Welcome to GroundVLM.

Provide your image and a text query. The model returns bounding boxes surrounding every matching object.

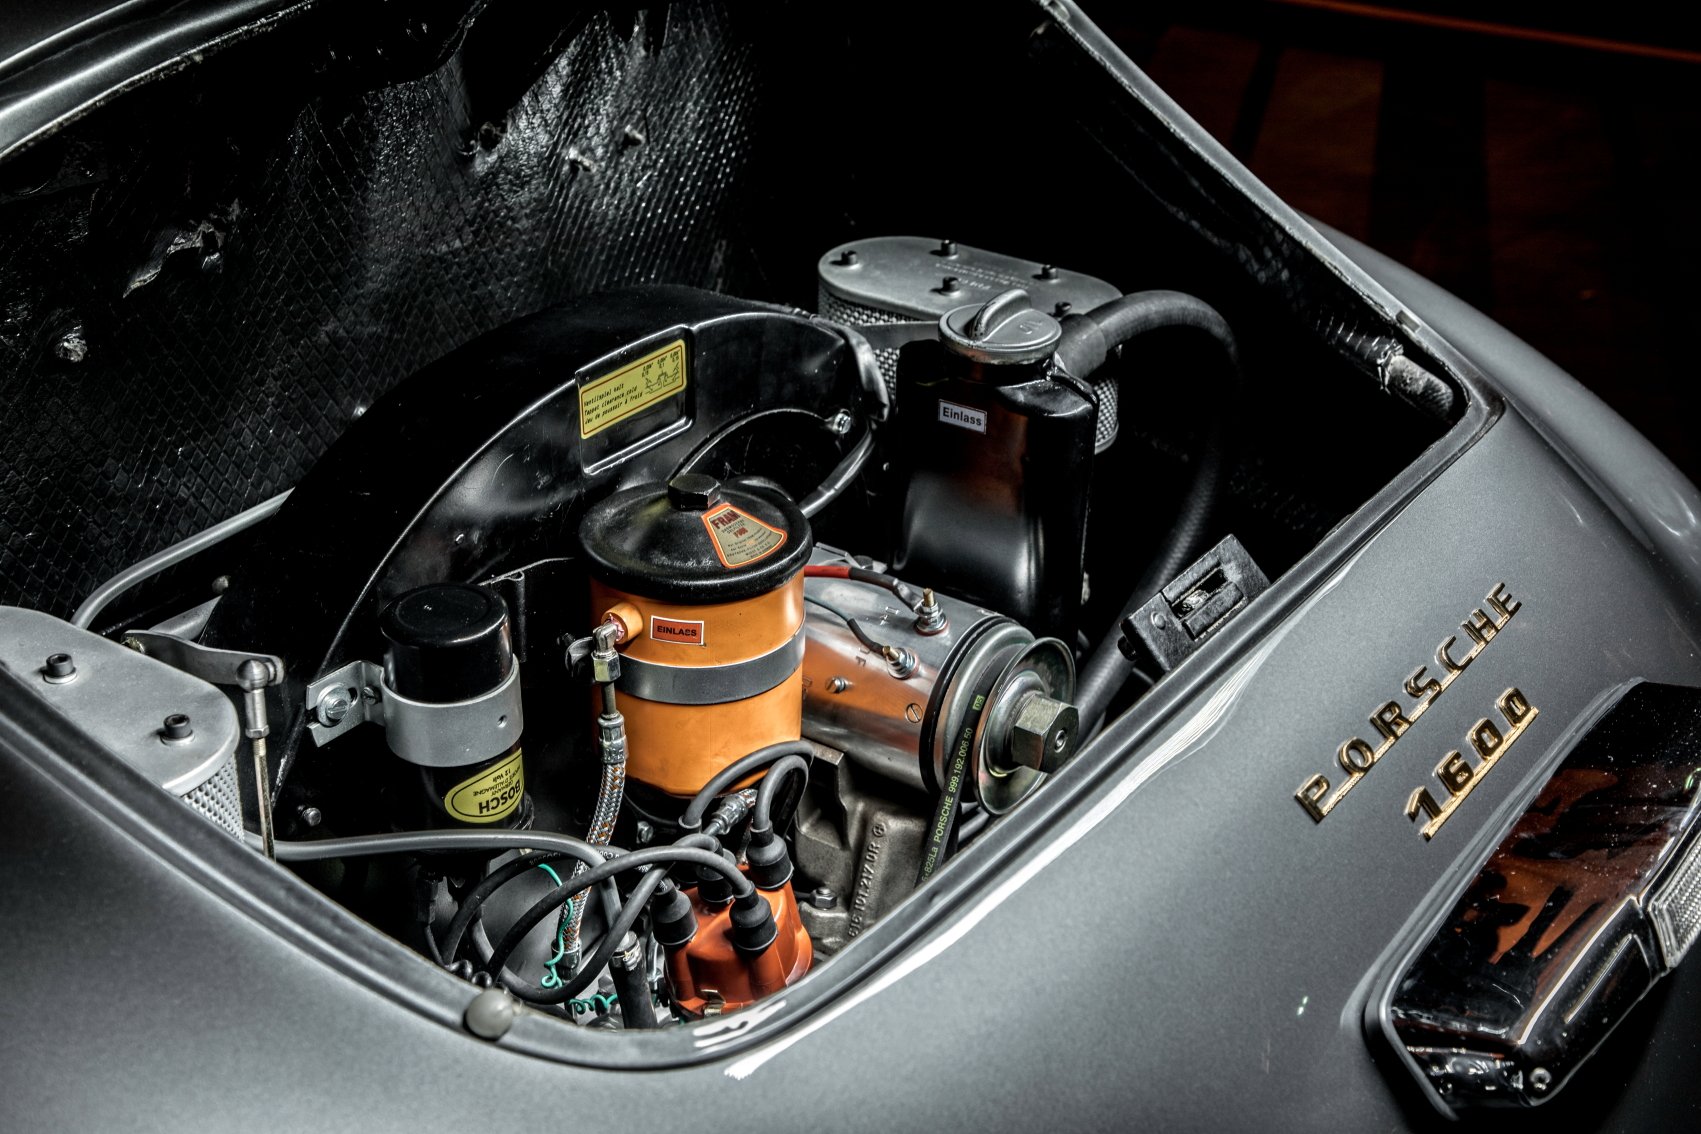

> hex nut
[1005,693,1079,775]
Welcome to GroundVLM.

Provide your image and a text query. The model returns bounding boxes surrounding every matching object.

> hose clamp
[617,626,804,706]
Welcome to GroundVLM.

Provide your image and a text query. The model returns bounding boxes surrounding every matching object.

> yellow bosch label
[578,339,687,438]
[443,749,525,824]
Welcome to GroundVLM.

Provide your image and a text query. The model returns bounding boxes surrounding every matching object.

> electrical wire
[803,563,921,611]
[678,739,818,831]
[804,594,896,655]
[753,754,810,834]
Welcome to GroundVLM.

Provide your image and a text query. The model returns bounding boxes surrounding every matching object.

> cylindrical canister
[379,583,527,827]
[799,549,1078,814]
[577,474,813,797]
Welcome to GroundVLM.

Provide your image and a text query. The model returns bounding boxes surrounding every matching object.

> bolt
[211,574,231,595]
[905,702,923,723]
[622,124,646,146]
[1053,301,1073,317]
[1036,264,1059,281]
[1530,1067,1552,1092]
[298,806,323,829]
[160,713,194,742]
[939,276,962,295]
[41,653,76,682]
[1004,693,1078,774]
[316,686,353,727]
[834,249,859,267]
[634,820,655,846]
[936,238,958,257]
[828,676,850,694]
[882,646,918,678]
[914,587,947,635]
[827,410,855,436]
[810,886,839,910]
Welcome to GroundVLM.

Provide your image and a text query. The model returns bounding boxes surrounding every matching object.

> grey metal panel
[10,408,1701,1134]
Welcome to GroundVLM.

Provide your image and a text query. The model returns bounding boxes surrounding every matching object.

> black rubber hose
[752,754,811,835]
[679,739,817,832]
[1054,291,1241,734]
[611,939,660,1029]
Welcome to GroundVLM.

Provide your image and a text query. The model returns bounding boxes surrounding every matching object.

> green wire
[533,862,574,989]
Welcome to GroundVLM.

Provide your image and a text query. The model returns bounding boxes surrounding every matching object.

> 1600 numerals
[1405,688,1536,840]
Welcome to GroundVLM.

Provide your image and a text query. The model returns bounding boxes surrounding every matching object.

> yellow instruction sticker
[578,339,687,438]
[702,504,788,568]
[443,749,525,824]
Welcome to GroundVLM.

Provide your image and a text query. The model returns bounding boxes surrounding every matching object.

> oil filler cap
[940,288,1062,365]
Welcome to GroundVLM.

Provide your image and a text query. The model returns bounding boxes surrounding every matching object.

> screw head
[42,653,76,682]
[316,687,353,726]
[936,238,958,257]
[298,806,323,829]
[834,249,859,267]
[160,713,194,742]
[1036,263,1059,281]
[1530,1067,1552,1092]
[810,887,839,910]
[634,820,655,846]
[940,276,962,294]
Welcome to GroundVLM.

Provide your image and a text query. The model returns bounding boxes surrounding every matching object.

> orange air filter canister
[577,474,812,798]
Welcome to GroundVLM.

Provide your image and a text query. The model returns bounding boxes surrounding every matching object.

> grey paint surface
[9,399,1701,1132]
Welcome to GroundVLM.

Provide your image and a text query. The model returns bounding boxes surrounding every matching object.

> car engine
[0,0,1465,1041]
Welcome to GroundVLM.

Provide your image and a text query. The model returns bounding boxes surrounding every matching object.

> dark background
[1082,0,1701,484]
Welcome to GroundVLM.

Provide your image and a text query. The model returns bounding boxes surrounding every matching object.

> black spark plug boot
[695,846,741,907]
[744,823,793,890]
[729,891,779,956]
[650,879,698,949]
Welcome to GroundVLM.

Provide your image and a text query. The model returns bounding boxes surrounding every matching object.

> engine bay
[4,228,1458,1030]
[0,0,1466,1039]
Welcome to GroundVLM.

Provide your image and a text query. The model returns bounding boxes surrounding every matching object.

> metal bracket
[123,631,283,691]
[304,659,385,747]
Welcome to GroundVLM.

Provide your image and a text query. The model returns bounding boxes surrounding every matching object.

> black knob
[667,473,719,512]
[160,714,193,742]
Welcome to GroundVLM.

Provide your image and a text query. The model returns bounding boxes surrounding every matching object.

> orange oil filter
[576,473,812,797]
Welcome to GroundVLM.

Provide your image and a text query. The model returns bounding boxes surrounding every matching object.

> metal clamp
[616,628,805,706]
[304,657,524,768]
[382,663,524,768]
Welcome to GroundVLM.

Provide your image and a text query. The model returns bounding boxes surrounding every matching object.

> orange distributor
[577,473,813,798]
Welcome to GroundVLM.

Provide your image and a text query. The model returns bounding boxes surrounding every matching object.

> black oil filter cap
[381,583,514,703]
[578,475,812,603]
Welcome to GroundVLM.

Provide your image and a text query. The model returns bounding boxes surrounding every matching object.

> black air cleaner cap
[578,475,812,603]
[380,583,514,703]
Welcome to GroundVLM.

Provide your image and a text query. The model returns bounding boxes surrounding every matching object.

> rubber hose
[679,739,818,831]
[1053,291,1241,733]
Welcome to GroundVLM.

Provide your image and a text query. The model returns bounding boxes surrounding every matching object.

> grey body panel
[9,399,1701,1132]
